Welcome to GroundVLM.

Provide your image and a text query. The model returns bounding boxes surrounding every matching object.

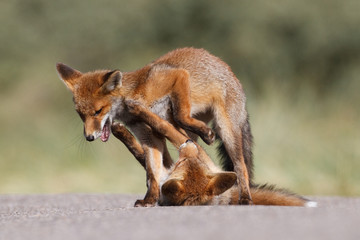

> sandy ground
[0,194,359,240]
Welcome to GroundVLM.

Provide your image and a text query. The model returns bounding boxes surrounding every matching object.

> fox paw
[202,129,215,145]
[111,123,125,133]
[239,198,254,205]
[134,199,157,207]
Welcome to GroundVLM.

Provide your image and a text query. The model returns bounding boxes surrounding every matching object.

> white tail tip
[305,201,318,208]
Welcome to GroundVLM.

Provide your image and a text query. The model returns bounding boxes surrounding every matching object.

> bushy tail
[250,184,317,207]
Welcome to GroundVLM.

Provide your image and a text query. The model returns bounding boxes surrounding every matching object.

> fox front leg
[125,99,189,148]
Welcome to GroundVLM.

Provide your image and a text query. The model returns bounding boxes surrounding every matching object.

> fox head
[56,63,123,142]
[160,140,237,206]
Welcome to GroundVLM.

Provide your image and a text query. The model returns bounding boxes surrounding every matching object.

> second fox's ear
[56,63,82,92]
[161,178,185,197]
[206,172,237,196]
[101,70,122,93]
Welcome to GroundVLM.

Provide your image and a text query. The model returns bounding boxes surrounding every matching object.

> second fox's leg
[111,123,146,169]
[161,138,174,169]
[129,123,168,207]
[111,122,173,169]
[111,122,172,207]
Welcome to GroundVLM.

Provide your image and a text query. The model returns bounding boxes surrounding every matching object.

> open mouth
[100,118,111,142]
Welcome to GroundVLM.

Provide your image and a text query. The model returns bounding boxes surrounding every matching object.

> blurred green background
[0,0,359,196]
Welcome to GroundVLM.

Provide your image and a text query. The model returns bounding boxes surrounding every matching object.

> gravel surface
[0,194,359,240]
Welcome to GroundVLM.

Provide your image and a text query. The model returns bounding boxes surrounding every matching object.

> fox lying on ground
[111,101,317,207]
[57,47,254,206]
[161,140,316,206]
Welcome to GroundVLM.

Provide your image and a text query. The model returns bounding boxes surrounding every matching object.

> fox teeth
[100,118,111,142]
[100,124,109,142]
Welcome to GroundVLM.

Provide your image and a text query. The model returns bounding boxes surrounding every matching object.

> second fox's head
[56,63,122,142]
[160,140,237,206]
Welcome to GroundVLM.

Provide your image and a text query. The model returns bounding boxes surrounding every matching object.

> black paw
[202,129,215,145]
[134,199,156,207]
[239,198,254,205]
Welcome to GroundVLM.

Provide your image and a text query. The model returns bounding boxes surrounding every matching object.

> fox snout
[82,116,111,142]
[85,135,94,141]
[84,132,95,141]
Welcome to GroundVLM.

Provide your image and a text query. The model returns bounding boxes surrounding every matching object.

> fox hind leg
[214,106,253,205]
[168,69,215,145]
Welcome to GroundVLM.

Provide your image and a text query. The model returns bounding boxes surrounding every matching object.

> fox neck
[108,97,124,122]
[120,65,153,95]
[108,67,152,121]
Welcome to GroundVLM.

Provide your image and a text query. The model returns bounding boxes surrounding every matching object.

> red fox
[161,140,315,206]
[111,101,317,207]
[57,47,253,206]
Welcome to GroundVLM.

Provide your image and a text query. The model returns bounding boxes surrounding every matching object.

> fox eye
[94,107,103,116]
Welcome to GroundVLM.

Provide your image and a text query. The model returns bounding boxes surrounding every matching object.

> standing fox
[57,47,253,206]
[110,101,317,207]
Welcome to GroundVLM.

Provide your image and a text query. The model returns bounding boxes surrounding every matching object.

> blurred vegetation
[0,0,359,196]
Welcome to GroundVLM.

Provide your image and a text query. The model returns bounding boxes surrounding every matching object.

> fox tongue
[100,124,110,142]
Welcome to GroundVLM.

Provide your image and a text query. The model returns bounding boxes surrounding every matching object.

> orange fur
[57,48,254,206]
[110,108,312,207]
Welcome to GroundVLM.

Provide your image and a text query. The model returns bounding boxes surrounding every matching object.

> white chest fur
[150,96,171,120]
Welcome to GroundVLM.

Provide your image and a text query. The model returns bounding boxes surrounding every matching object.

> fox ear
[56,63,82,92]
[206,172,237,196]
[101,70,122,93]
[161,178,185,197]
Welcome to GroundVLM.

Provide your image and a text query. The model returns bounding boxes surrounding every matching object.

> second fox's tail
[250,184,317,207]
